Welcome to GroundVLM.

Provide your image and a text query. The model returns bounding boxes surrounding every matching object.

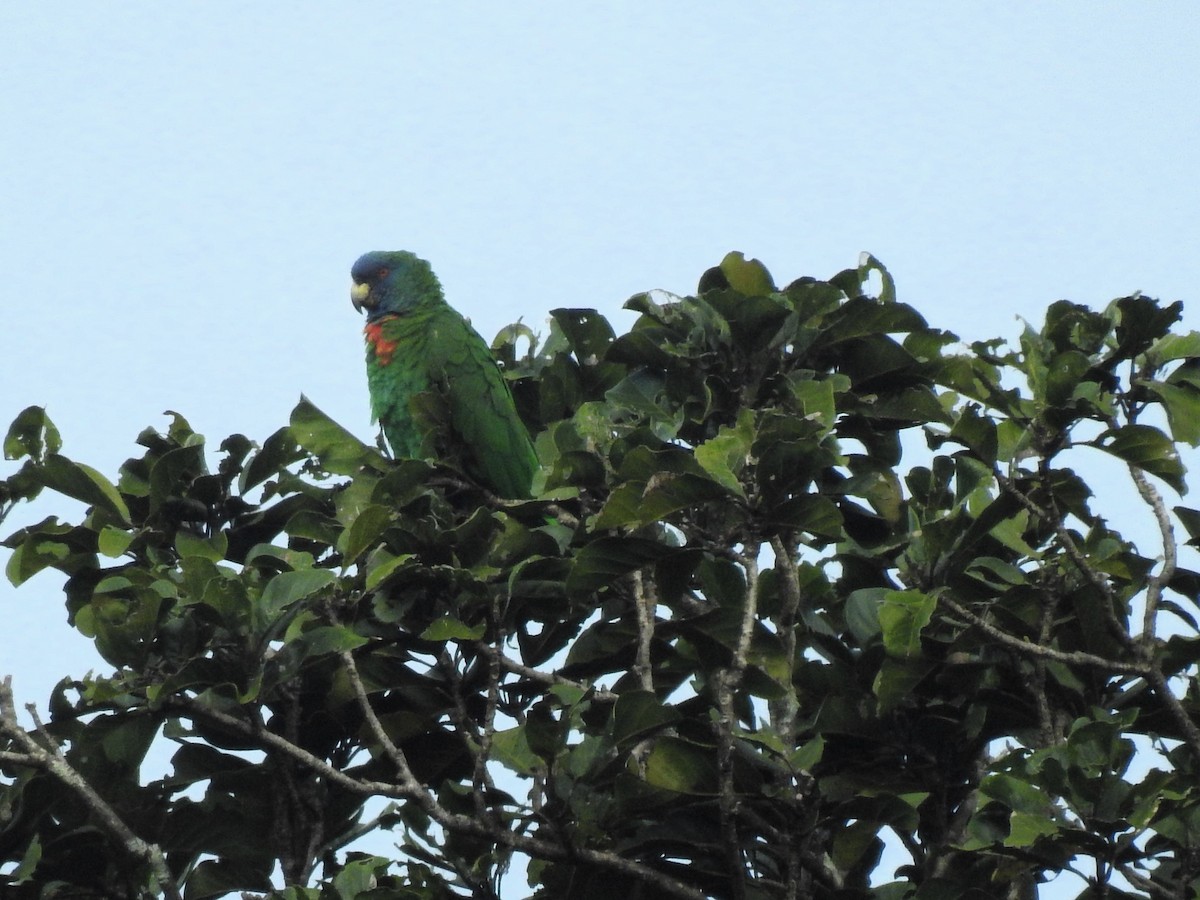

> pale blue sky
[2,3,1198,891]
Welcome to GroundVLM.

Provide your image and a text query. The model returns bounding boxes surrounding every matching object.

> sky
[1,2,1198,893]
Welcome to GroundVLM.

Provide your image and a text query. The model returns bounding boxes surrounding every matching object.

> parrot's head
[351,250,444,321]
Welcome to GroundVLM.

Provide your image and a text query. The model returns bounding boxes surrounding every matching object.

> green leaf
[790,735,825,772]
[831,819,882,873]
[1175,506,1200,547]
[337,503,393,565]
[566,537,670,595]
[98,714,161,767]
[4,406,61,461]
[186,858,272,899]
[789,377,838,435]
[867,386,953,425]
[612,691,683,749]
[258,569,336,617]
[420,616,486,641]
[874,656,933,711]
[845,588,885,644]
[239,426,302,493]
[1143,380,1200,446]
[5,522,75,585]
[593,473,730,530]
[1042,350,1091,406]
[694,408,755,496]
[1004,811,1059,848]
[1039,301,1104,354]
[1099,423,1186,492]
[642,737,718,794]
[965,557,1028,588]
[364,550,416,591]
[949,404,999,464]
[284,624,369,656]
[768,494,843,541]
[333,855,391,900]
[290,396,386,476]
[1114,295,1182,359]
[981,772,1054,815]
[859,252,896,304]
[491,726,539,776]
[98,525,134,558]
[1146,330,1200,367]
[878,590,936,657]
[11,834,41,884]
[38,454,131,524]
[718,250,776,295]
[549,307,616,362]
[819,296,928,346]
[176,530,228,562]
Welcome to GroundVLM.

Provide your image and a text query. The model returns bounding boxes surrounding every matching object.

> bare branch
[1033,585,1065,746]
[338,650,439,799]
[938,596,1147,675]
[768,536,802,746]
[445,639,501,825]
[0,678,182,900]
[175,678,709,900]
[632,570,657,693]
[1116,864,1178,900]
[313,803,401,858]
[1142,666,1200,760]
[995,470,1134,647]
[475,642,618,703]
[712,544,763,900]
[1129,464,1178,641]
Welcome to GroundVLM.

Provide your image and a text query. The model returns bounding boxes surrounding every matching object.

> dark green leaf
[259,569,336,616]
[290,396,387,476]
[642,736,719,794]
[878,590,936,657]
[1099,424,1186,492]
[4,406,61,462]
[38,454,131,524]
[612,691,683,749]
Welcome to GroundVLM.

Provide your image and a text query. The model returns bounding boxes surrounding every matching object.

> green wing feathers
[431,310,538,499]
[367,308,537,498]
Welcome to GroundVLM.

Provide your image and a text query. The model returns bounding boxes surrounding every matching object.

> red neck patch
[364,318,399,367]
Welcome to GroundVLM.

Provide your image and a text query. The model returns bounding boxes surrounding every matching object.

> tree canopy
[3,252,1200,899]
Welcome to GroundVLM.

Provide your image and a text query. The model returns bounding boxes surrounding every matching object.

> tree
[3,252,1200,899]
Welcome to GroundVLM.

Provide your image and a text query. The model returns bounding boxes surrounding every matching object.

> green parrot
[350,250,537,499]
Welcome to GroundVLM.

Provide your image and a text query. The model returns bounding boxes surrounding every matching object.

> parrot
[350,250,538,499]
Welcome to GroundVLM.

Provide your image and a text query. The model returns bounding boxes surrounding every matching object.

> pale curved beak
[351,281,372,313]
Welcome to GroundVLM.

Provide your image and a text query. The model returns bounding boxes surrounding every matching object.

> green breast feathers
[351,250,537,499]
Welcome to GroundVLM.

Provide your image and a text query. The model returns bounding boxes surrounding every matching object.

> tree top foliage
[3,252,1200,899]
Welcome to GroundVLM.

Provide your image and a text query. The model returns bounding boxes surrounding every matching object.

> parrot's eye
[377,267,390,280]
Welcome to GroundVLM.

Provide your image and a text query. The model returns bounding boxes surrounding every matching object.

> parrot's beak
[351,281,372,313]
